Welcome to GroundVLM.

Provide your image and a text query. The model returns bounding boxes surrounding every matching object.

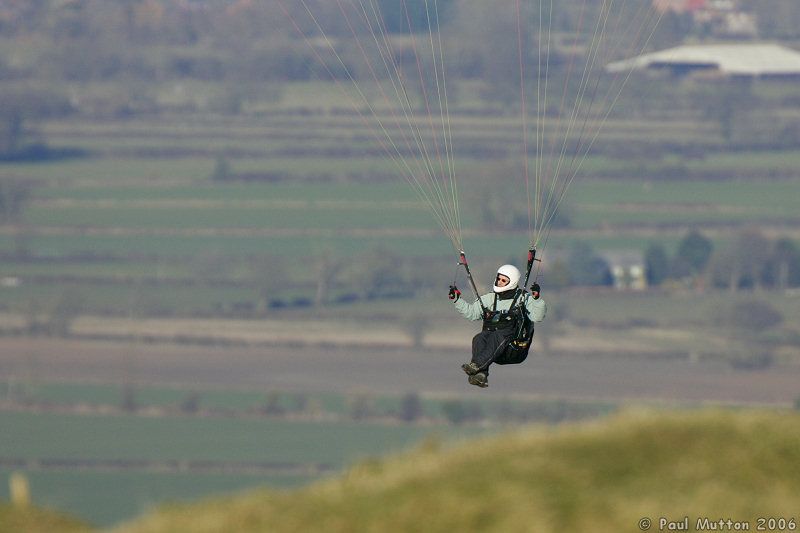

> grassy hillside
[0,503,90,533]
[112,409,800,533]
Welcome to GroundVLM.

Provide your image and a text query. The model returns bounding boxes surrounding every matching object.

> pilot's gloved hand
[448,285,461,302]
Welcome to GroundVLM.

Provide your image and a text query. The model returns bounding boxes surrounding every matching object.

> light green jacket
[454,291,547,322]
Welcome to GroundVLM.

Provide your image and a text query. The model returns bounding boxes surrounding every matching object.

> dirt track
[1,337,798,406]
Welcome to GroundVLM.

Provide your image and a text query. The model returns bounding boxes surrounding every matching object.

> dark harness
[481,290,536,366]
[482,293,519,331]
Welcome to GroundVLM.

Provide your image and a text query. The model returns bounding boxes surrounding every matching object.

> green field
[0,410,485,526]
[1,412,466,465]
[24,177,800,231]
[0,381,615,424]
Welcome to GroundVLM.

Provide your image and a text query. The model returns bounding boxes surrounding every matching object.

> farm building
[606,43,800,79]
[601,251,647,291]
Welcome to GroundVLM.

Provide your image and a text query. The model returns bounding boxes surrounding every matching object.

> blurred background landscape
[1,0,800,530]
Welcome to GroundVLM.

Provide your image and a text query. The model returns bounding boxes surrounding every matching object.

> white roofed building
[606,43,800,79]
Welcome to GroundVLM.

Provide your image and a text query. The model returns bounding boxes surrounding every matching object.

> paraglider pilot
[449,265,546,388]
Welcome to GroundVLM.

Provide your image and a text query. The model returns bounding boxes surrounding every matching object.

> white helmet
[493,264,520,293]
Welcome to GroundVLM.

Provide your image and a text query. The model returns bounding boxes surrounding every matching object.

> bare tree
[399,392,424,422]
[47,287,86,337]
[403,316,429,350]
[314,251,345,308]
[0,178,32,224]
[348,393,376,421]
[0,90,70,156]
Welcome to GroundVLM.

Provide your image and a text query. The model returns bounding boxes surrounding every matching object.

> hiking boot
[468,372,488,388]
[461,362,480,376]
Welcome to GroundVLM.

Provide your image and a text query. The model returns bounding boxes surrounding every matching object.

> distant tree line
[645,228,800,291]
[5,230,797,327]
